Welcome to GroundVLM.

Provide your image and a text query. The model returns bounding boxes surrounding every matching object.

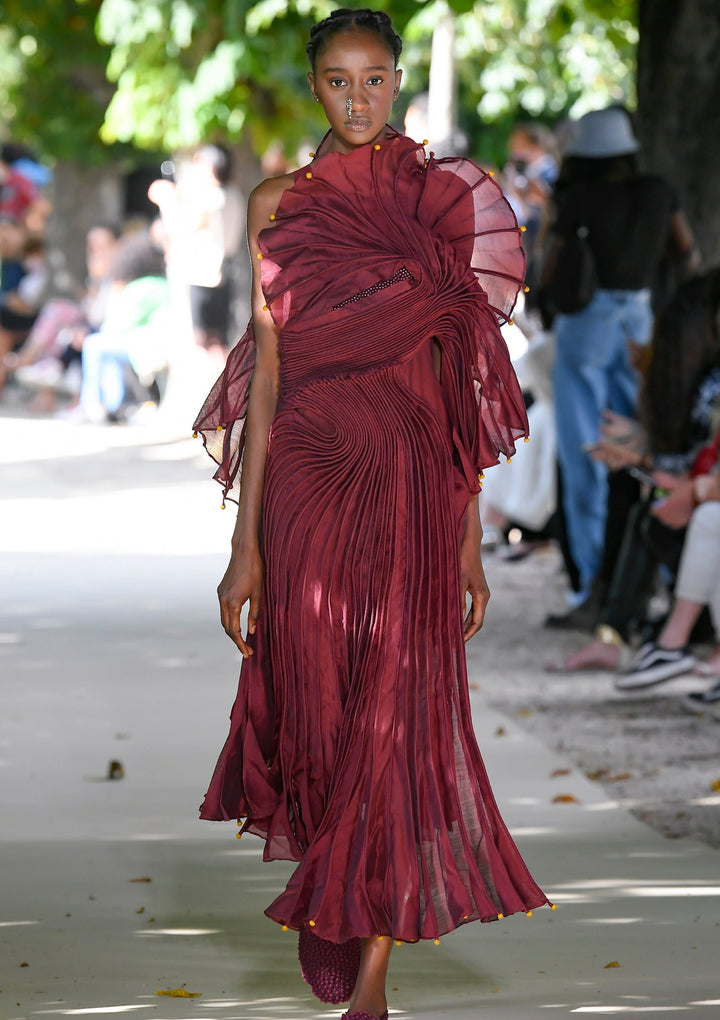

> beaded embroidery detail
[332,266,414,310]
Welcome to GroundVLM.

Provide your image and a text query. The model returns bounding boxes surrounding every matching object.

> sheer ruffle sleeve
[192,320,256,504]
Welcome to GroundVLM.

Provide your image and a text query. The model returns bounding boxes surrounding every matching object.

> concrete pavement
[1,413,718,1018]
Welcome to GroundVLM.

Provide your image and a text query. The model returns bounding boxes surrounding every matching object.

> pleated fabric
[195,130,550,943]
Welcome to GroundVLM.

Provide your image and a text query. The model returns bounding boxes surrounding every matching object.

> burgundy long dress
[194,128,550,945]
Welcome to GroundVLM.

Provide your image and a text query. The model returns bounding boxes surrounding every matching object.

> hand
[650,471,694,529]
[694,474,720,504]
[460,536,490,642]
[217,546,265,657]
[589,437,642,471]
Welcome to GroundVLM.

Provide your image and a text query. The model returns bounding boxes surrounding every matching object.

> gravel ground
[471,541,720,849]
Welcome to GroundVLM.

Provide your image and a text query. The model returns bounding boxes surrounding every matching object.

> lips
[345,119,372,131]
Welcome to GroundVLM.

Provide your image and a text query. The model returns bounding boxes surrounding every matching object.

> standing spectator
[541,106,698,614]
[0,152,40,225]
[148,145,243,365]
[502,122,559,286]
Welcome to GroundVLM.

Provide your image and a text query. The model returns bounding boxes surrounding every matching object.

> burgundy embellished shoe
[341,1013,389,1020]
[298,925,362,1004]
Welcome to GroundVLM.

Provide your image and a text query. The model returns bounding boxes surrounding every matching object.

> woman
[194,10,550,1018]
[621,485,720,704]
[541,107,697,616]
[549,268,720,680]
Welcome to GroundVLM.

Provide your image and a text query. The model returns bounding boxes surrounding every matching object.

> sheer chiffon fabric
[195,130,549,943]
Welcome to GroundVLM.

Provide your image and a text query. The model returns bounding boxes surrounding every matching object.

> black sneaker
[615,642,696,690]
[681,680,720,717]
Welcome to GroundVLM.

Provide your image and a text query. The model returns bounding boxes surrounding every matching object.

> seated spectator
[616,475,720,709]
[63,231,171,423]
[7,223,121,404]
[0,234,79,391]
[548,268,720,672]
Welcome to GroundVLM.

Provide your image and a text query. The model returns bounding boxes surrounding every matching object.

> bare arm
[668,210,702,272]
[461,493,491,642]
[217,179,286,655]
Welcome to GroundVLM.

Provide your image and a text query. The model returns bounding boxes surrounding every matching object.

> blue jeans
[553,288,653,592]
[81,331,130,415]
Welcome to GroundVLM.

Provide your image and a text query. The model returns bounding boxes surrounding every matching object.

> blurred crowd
[0,142,241,424]
[476,106,720,721]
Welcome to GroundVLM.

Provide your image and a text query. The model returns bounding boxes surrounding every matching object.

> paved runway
[1,416,718,1018]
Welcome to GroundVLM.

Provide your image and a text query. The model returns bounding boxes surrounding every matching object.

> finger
[463,591,487,643]
[220,599,253,657]
[247,592,261,635]
[652,470,677,490]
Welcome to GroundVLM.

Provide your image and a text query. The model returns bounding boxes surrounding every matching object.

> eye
[367,76,384,86]
[329,77,347,88]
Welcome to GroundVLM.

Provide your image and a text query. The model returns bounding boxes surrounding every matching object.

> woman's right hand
[217,547,265,658]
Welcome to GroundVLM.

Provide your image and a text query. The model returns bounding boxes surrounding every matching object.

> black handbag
[545,196,598,315]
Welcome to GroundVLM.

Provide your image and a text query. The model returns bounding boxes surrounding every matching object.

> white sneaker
[615,642,696,690]
[15,359,80,396]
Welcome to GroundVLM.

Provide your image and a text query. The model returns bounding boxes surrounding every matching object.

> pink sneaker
[298,926,361,1004]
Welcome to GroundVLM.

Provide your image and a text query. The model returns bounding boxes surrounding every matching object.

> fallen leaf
[492,987,501,994]
[550,768,571,778]
[516,708,532,717]
[552,794,579,804]
[604,961,620,969]
[586,768,632,783]
[107,760,125,780]
[494,726,506,737]
[129,877,152,883]
[711,778,720,793]
[136,907,145,914]
[20,962,29,968]
[155,989,201,998]
[468,682,480,691]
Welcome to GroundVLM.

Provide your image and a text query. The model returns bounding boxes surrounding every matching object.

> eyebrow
[321,65,391,72]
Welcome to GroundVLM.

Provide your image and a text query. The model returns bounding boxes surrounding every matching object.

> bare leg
[657,598,702,650]
[547,638,621,672]
[346,935,392,1018]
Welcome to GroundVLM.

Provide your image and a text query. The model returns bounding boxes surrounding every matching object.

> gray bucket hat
[566,107,639,158]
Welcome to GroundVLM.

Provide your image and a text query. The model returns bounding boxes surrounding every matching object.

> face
[86,226,118,279]
[308,28,402,154]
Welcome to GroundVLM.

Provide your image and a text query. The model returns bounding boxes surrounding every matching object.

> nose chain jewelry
[346,98,353,119]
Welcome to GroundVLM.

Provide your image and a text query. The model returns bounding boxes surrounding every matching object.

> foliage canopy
[0,0,637,165]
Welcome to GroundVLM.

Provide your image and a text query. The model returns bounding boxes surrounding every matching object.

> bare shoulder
[247,172,296,237]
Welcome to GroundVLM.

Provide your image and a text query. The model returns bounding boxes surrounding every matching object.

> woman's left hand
[650,471,695,529]
[460,535,490,642]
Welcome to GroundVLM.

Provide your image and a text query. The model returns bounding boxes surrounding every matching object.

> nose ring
[346,98,353,119]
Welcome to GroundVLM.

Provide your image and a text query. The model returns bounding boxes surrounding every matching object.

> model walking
[194,10,551,1018]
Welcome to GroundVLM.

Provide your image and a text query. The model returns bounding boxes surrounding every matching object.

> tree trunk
[47,161,124,284]
[636,0,720,265]
[428,3,457,155]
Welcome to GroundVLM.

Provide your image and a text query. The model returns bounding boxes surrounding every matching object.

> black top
[553,176,678,291]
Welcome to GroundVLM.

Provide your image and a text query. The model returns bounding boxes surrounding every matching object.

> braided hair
[306,9,402,70]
